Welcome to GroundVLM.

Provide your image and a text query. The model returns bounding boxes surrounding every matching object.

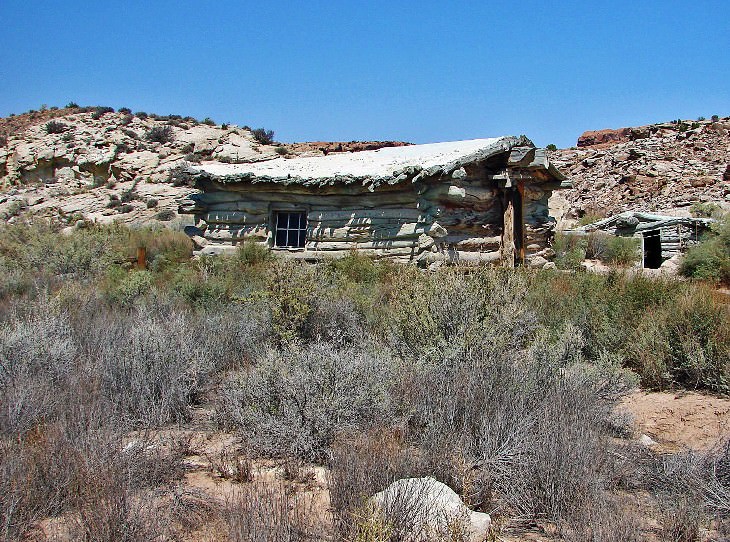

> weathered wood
[421,184,497,205]
[200,211,268,225]
[205,178,415,197]
[501,194,515,267]
[440,235,502,251]
[308,222,445,242]
[309,216,426,228]
[204,225,269,242]
[307,239,421,251]
[308,209,425,222]
[206,188,418,208]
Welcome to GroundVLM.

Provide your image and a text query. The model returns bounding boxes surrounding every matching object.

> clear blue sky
[1,1,728,148]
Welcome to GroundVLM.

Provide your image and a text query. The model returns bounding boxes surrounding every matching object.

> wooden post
[501,193,515,268]
[137,246,146,270]
[517,181,525,266]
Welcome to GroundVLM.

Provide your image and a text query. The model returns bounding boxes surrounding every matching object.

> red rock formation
[577,128,632,148]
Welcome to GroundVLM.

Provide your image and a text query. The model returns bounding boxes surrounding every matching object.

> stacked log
[180,162,560,265]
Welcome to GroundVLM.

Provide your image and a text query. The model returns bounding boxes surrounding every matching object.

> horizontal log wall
[184,163,559,264]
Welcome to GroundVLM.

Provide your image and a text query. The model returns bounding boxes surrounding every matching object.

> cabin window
[274,211,307,248]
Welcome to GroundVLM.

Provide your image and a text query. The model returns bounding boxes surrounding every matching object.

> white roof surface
[194,137,512,180]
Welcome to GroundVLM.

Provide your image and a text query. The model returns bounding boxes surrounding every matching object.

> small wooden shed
[179,137,568,267]
[579,211,714,268]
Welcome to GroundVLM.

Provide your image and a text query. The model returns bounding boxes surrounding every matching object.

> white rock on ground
[370,477,491,542]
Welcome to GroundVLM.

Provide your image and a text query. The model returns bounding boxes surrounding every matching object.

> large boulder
[370,477,491,542]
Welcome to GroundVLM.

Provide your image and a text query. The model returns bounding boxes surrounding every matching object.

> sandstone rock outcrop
[554,117,730,221]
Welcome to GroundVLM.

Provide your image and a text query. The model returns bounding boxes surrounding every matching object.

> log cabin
[577,211,715,268]
[178,137,569,267]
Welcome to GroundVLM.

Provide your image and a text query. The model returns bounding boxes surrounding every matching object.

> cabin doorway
[643,230,662,268]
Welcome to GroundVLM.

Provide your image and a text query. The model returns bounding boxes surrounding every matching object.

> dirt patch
[619,390,730,451]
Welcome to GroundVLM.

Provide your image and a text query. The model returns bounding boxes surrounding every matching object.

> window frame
[272,210,308,249]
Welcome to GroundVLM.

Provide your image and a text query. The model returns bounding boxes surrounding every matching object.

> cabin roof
[186,136,566,188]
[579,211,715,232]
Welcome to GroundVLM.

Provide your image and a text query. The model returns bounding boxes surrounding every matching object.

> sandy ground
[619,390,730,451]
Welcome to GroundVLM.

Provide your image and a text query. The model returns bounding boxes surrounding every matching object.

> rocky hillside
[552,117,730,224]
[2,105,728,229]
[0,106,290,226]
[0,106,410,227]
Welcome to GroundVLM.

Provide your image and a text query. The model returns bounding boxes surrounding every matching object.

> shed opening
[643,230,662,268]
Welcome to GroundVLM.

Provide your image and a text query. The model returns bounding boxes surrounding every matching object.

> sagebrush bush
[553,232,587,269]
[1,224,729,538]
[681,214,730,284]
[145,125,175,144]
[44,120,68,134]
[252,127,275,145]
[216,341,394,462]
[91,106,115,119]
[604,235,641,266]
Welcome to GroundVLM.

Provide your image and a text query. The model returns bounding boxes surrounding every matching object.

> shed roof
[187,136,566,188]
[579,211,715,232]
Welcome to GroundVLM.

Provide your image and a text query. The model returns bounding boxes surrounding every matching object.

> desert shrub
[690,202,723,218]
[2,198,28,219]
[604,235,641,266]
[135,111,148,119]
[118,203,134,214]
[44,120,68,134]
[681,215,730,284]
[216,341,394,462]
[118,107,132,114]
[251,127,275,145]
[384,267,538,361]
[120,189,137,202]
[155,208,176,221]
[107,194,121,208]
[328,430,430,540]
[264,261,319,344]
[546,143,558,151]
[236,239,272,266]
[225,483,318,542]
[0,297,204,540]
[275,146,287,155]
[66,101,79,108]
[712,115,720,122]
[202,117,215,126]
[145,125,175,144]
[0,135,7,147]
[552,232,587,269]
[120,113,134,126]
[91,106,115,119]
[146,198,159,208]
[221,123,229,130]
[586,231,611,260]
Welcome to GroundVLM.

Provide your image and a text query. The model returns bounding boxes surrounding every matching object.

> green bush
[236,240,272,266]
[252,128,275,145]
[681,215,730,284]
[690,202,723,219]
[604,236,641,266]
[44,120,68,134]
[145,125,175,144]
[553,232,587,269]
[90,106,114,120]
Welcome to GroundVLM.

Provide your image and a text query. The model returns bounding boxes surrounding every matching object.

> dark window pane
[297,230,306,247]
[276,229,287,247]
